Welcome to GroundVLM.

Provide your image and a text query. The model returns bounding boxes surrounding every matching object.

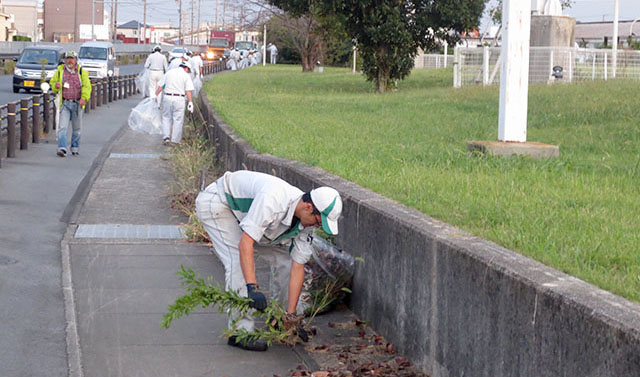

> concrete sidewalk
[0,95,140,377]
[64,118,309,376]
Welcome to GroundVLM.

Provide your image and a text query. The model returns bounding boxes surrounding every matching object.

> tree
[332,0,487,92]
[260,0,347,72]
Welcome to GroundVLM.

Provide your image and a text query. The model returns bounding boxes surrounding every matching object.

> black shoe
[162,137,170,145]
[71,151,79,156]
[227,336,268,352]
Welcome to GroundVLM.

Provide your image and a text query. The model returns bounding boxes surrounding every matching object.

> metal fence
[0,61,225,168]
[415,53,450,69]
[453,46,640,88]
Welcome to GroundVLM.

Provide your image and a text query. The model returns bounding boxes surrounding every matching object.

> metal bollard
[102,78,107,104]
[20,98,29,150]
[128,75,133,96]
[7,102,16,157]
[132,74,137,94]
[91,81,96,109]
[84,94,90,115]
[123,76,128,99]
[32,95,41,143]
[96,81,102,107]
[43,93,51,134]
[108,77,113,102]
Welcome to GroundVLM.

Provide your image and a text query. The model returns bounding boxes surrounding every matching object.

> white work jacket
[212,170,315,265]
[158,68,194,96]
[145,52,168,71]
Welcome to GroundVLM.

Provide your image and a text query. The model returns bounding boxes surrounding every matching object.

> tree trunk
[375,46,389,93]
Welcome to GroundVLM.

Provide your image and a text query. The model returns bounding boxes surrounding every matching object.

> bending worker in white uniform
[195,170,343,352]
[155,62,194,145]
[144,45,167,99]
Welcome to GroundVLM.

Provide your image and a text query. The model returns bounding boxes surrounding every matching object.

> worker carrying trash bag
[195,170,343,352]
[155,62,194,145]
[144,45,167,99]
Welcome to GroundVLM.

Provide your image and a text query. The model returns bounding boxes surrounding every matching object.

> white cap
[310,187,342,235]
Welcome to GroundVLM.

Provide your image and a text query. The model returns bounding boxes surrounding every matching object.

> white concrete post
[262,24,267,66]
[612,0,619,78]
[453,46,460,88]
[444,41,448,67]
[592,51,596,80]
[548,50,554,83]
[352,46,357,73]
[604,52,608,80]
[498,0,531,142]
[483,46,490,86]
[568,50,573,82]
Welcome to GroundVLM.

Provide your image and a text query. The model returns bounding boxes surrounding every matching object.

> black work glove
[246,283,267,311]
[284,312,310,342]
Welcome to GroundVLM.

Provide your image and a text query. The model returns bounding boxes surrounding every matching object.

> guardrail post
[128,75,133,96]
[123,76,128,99]
[7,102,16,157]
[132,74,137,94]
[96,80,102,107]
[90,81,96,109]
[20,98,29,150]
[43,93,51,134]
[102,78,108,104]
[32,94,41,143]
[108,77,113,102]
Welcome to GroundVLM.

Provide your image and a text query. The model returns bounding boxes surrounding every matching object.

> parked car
[169,47,188,62]
[13,46,65,93]
[78,41,118,79]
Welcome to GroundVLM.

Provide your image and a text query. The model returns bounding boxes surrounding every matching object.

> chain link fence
[453,46,640,88]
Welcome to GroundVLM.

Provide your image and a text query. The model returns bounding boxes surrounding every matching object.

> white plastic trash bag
[135,68,150,97]
[128,98,163,135]
[192,75,202,96]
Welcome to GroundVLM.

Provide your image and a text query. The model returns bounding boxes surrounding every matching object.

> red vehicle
[206,31,235,60]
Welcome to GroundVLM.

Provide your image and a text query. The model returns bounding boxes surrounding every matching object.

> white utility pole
[612,0,619,78]
[497,0,531,142]
[191,0,194,45]
[197,0,201,44]
[91,0,95,40]
[262,24,267,66]
[215,0,219,29]
[142,0,147,44]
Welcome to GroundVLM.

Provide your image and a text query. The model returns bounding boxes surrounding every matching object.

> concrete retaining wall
[197,90,640,377]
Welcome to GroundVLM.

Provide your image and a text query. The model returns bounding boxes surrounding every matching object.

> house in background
[0,10,15,41]
[575,20,640,49]
[1,0,41,41]
[117,20,150,43]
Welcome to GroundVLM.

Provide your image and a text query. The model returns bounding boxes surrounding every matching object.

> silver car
[78,41,118,79]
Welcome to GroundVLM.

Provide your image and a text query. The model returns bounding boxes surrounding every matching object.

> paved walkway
[1,89,313,377]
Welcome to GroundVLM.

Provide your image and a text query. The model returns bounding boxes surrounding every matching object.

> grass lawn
[205,65,640,302]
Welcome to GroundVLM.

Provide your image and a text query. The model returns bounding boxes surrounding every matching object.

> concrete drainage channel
[197,90,640,377]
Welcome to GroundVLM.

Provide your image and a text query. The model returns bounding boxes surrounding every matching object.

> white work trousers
[161,95,185,143]
[195,188,297,331]
[148,70,164,99]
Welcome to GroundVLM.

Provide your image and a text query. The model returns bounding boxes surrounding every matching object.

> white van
[78,41,119,78]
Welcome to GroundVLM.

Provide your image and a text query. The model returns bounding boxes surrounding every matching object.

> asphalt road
[0,64,144,104]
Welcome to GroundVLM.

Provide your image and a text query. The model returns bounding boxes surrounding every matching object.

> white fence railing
[452,46,640,88]
[414,53,450,69]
